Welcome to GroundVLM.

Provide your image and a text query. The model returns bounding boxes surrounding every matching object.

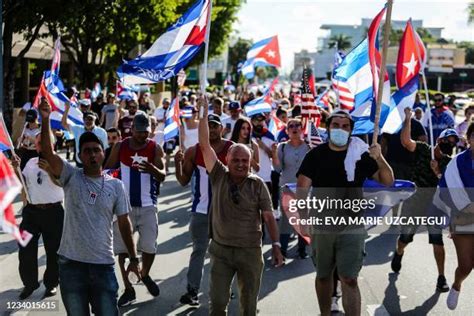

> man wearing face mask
[296,110,394,316]
[391,107,459,293]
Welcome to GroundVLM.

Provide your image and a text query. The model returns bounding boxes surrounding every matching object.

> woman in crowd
[16,109,41,170]
[230,118,260,172]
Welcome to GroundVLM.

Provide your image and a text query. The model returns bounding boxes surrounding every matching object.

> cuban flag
[117,0,211,85]
[431,150,474,232]
[180,106,194,119]
[244,77,278,116]
[241,35,281,79]
[90,82,102,100]
[315,88,330,109]
[268,112,285,138]
[0,114,12,151]
[164,98,181,141]
[382,20,426,134]
[332,5,391,135]
[116,81,139,101]
[32,38,83,130]
[0,152,32,247]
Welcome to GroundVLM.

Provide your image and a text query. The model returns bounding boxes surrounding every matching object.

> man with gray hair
[197,97,284,316]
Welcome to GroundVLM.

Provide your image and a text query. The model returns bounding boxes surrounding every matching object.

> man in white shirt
[221,101,242,139]
[12,133,65,300]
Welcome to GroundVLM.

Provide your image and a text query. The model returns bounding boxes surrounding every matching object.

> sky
[233,0,474,72]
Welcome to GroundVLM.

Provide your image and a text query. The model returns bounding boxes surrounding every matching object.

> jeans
[19,203,64,289]
[187,212,210,291]
[58,255,119,316]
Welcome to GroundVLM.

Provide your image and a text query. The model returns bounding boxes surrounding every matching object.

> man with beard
[62,103,108,168]
[428,93,455,143]
[174,114,233,306]
[105,113,165,306]
[118,100,143,139]
[391,108,458,293]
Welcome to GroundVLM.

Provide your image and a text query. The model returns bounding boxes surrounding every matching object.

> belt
[30,202,62,209]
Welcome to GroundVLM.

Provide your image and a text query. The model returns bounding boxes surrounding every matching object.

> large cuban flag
[241,36,281,79]
[244,77,278,116]
[332,5,391,135]
[117,0,211,85]
[381,20,426,134]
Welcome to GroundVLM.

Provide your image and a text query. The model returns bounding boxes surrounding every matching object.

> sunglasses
[37,171,42,185]
[288,124,301,129]
[230,184,240,204]
[434,99,443,102]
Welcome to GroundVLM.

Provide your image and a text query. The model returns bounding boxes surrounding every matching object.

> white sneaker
[331,296,340,313]
[446,288,459,310]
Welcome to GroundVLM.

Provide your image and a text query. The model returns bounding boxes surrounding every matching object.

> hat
[107,93,116,99]
[83,111,97,120]
[25,109,38,123]
[328,109,353,121]
[79,99,91,107]
[79,131,104,152]
[229,101,241,110]
[251,113,265,121]
[133,113,151,132]
[438,128,459,141]
[208,114,222,126]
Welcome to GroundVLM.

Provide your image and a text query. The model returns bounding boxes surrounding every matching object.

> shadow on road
[364,231,399,266]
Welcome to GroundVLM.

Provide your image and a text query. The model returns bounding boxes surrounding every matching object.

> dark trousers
[18,203,64,289]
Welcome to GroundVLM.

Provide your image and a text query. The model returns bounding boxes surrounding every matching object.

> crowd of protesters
[8,85,474,315]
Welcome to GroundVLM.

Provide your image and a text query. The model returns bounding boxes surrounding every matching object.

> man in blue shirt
[428,93,455,143]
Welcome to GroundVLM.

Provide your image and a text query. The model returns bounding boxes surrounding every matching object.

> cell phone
[226,123,231,130]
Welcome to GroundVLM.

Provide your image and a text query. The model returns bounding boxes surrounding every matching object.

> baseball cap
[133,113,151,132]
[208,114,222,126]
[79,131,104,152]
[438,128,459,141]
[107,93,116,99]
[229,101,241,110]
[25,109,38,123]
[328,109,353,121]
[79,99,91,107]
[83,111,97,120]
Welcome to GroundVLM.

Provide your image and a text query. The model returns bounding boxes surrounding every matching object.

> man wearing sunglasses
[428,93,455,143]
[391,107,459,293]
[197,97,284,316]
[62,103,108,168]
[11,133,64,300]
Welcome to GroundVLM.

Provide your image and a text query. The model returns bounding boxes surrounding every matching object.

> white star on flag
[266,50,276,58]
[131,153,147,164]
[403,53,418,78]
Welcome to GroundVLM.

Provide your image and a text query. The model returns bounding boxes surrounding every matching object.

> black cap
[229,101,241,110]
[25,109,38,123]
[208,114,222,126]
[79,131,104,152]
[133,113,151,132]
[251,113,265,121]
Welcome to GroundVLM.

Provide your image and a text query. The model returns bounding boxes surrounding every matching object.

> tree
[328,34,352,51]
[458,41,474,65]
[468,2,474,24]
[2,0,60,131]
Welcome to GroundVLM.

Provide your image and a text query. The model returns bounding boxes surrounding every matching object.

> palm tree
[328,34,352,50]
[468,2,474,24]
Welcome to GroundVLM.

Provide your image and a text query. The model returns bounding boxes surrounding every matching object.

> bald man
[197,97,283,316]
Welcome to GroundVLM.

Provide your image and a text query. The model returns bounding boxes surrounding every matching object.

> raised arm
[197,97,218,173]
[369,143,394,187]
[39,98,64,177]
[61,102,71,131]
[401,107,416,152]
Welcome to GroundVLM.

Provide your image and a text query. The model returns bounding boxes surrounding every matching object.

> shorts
[311,229,367,279]
[399,225,444,246]
[113,205,158,254]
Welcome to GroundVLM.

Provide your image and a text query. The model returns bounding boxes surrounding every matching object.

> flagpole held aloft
[199,0,213,119]
[411,18,434,159]
[372,0,393,144]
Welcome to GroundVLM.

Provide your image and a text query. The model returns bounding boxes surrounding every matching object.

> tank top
[183,123,199,149]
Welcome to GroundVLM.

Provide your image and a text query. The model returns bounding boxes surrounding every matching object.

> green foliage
[328,34,352,50]
[468,2,474,24]
[458,41,474,65]
[228,37,253,74]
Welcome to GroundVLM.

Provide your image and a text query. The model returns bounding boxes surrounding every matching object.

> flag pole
[0,113,31,202]
[411,19,435,159]
[199,0,213,119]
[334,42,341,108]
[372,0,393,144]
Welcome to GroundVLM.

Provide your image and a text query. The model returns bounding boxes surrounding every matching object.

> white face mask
[329,128,350,147]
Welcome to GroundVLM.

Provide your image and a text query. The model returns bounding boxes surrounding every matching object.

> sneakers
[298,250,309,259]
[118,287,136,307]
[436,275,450,293]
[391,251,403,273]
[446,287,459,310]
[19,284,40,300]
[43,287,57,298]
[179,289,199,306]
[142,275,160,297]
[331,296,340,313]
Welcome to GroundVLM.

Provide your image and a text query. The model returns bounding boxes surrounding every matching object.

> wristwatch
[129,257,139,264]
[272,242,281,248]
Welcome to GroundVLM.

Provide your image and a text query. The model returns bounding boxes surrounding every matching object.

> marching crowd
[9,87,474,315]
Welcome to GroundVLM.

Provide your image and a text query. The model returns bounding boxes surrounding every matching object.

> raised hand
[39,98,52,119]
